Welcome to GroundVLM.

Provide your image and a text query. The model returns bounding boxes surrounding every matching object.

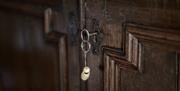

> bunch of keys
[81,29,91,81]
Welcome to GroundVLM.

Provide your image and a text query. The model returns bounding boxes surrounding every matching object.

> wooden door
[1,0,180,91]
[79,0,180,91]
[0,0,81,91]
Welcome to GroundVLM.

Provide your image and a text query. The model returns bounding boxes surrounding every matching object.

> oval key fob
[81,66,90,81]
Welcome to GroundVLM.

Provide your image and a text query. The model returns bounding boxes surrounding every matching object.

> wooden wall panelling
[0,1,69,91]
[45,27,68,91]
[0,2,46,17]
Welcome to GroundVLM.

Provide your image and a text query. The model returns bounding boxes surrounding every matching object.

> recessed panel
[121,46,177,91]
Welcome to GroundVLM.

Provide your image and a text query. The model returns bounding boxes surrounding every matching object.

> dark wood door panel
[121,48,178,91]
[79,0,180,91]
[105,0,180,29]
[103,23,180,91]
[104,51,179,91]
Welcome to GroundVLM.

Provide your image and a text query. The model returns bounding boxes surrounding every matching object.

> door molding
[103,23,180,91]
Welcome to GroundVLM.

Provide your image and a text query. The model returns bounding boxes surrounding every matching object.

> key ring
[81,29,90,42]
[81,41,91,54]
[80,28,91,81]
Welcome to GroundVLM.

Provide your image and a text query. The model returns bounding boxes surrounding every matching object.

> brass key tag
[81,66,90,81]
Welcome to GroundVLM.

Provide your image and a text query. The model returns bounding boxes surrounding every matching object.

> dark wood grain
[103,23,180,91]
[79,0,180,91]
[0,0,79,91]
[0,2,45,17]
[45,11,68,91]
[0,0,62,6]
[1,0,180,91]
[0,11,59,91]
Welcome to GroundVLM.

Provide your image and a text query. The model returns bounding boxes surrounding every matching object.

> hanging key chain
[81,29,91,81]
